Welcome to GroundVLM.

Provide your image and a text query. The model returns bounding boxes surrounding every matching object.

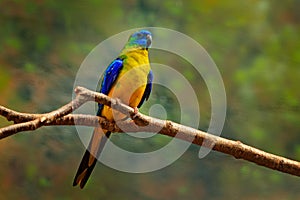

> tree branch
[0,86,300,177]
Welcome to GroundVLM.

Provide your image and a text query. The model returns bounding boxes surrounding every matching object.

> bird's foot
[115,98,122,105]
[131,107,139,118]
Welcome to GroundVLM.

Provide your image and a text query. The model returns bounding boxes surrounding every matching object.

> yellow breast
[101,49,150,121]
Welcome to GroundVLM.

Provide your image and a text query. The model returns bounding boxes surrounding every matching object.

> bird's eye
[136,33,143,38]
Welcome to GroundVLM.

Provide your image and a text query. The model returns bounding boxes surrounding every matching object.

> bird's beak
[146,34,152,48]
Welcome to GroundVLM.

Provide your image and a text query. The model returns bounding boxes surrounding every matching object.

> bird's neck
[120,47,148,57]
[119,48,150,70]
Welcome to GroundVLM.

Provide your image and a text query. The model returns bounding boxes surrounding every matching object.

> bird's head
[125,30,152,50]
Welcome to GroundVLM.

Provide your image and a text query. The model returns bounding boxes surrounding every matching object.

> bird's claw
[115,98,122,105]
[132,107,139,118]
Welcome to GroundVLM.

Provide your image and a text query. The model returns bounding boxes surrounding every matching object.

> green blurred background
[0,0,300,199]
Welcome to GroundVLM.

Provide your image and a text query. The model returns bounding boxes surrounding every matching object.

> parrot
[73,30,153,188]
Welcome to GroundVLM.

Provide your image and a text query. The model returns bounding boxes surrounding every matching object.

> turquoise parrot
[73,30,153,188]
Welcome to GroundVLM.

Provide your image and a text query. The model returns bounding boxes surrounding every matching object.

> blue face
[127,30,152,49]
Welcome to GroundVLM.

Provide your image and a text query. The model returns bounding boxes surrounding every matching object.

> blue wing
[138,70,153,108]
[97,58,123,116]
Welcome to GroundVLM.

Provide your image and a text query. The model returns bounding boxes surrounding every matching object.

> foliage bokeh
[0,0,300,199]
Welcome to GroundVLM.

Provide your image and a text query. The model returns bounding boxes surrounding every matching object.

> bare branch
[0,86,300,177]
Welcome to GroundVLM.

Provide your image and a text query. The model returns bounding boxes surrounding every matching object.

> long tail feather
[73,127,111,188]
